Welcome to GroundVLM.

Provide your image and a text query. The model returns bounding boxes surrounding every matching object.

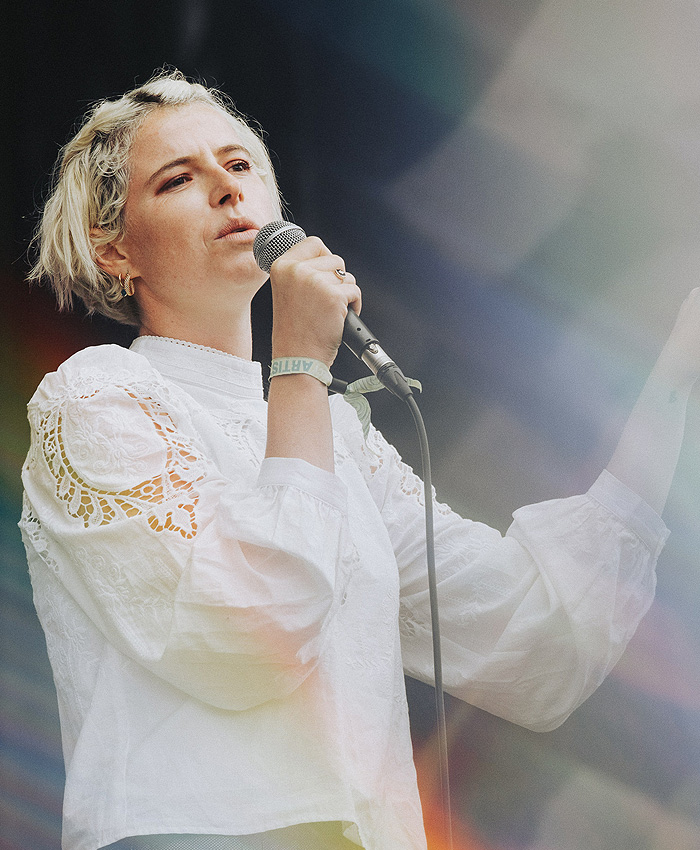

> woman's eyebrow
[145,145,252,187]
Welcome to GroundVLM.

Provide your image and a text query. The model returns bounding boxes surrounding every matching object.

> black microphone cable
[404,392,453,850]
[253,222,454,850]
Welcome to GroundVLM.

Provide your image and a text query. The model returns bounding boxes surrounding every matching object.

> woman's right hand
[268,236,362,368]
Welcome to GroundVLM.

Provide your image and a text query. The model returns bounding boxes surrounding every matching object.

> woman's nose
[214,170,242,206]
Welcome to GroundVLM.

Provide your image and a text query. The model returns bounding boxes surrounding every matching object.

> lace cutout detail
[359,425,387,476]
[20,494,61,575]
[35,383,206,539]
[392,454,453,516]
[358,425,453,517]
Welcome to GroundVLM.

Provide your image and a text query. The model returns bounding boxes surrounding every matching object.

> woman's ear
[90,229,134,279]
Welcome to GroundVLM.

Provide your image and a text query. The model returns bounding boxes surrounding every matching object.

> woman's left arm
[371,443,665,731]
[607,287,700,515]
[352,292,700,731]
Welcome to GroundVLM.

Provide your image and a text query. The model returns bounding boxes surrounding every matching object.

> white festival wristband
[269,357,333,386]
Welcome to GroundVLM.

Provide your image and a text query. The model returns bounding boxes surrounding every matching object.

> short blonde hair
[29,69,283,327]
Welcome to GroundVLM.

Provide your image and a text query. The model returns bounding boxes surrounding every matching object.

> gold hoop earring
[119,272,134,297]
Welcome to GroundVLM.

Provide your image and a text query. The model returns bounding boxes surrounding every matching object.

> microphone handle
[253,220,412,399]
[344,309,413,400]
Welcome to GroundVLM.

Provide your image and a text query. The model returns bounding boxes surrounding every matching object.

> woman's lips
[216,219,259,241]
[217,228,258,243]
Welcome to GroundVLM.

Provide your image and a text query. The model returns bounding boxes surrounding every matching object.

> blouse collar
[130,335,264,401]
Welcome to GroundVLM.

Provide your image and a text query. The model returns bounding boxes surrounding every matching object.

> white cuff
[258,456,348,512]
[590,469,670,556]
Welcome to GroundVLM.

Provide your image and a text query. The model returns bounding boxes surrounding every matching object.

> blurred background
[3,1,700,847]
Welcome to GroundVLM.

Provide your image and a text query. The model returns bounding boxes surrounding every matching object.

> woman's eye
[162,174,190,191]
[228,159,252,173]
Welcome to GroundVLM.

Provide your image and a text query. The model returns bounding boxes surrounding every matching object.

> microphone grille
[253,221,307,273]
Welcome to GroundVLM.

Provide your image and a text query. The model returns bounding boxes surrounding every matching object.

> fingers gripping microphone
[253,221,413,399]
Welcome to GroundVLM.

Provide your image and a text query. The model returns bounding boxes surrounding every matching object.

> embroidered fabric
[30,377,206,538]
[19,338,669,850]
[22,496,102,746]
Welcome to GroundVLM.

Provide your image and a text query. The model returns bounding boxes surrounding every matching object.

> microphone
[253,221,413,399]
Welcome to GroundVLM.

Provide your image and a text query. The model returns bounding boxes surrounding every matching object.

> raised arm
[607,287,700,515]
[265,236,361,473]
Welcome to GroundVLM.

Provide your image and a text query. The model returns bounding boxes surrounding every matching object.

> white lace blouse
[19,336,668,850]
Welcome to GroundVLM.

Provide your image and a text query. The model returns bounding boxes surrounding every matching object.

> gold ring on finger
[334,268,346,280]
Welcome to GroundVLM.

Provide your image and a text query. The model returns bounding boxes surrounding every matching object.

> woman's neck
[138,308,254,359]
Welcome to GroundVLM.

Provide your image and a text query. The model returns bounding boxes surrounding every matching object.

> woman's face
[118,103,277,319]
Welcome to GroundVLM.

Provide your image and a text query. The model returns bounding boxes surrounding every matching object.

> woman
[21,69,696,850]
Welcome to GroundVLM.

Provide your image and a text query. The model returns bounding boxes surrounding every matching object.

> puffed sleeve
[21,348,356,711]
[344,411,668,732]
